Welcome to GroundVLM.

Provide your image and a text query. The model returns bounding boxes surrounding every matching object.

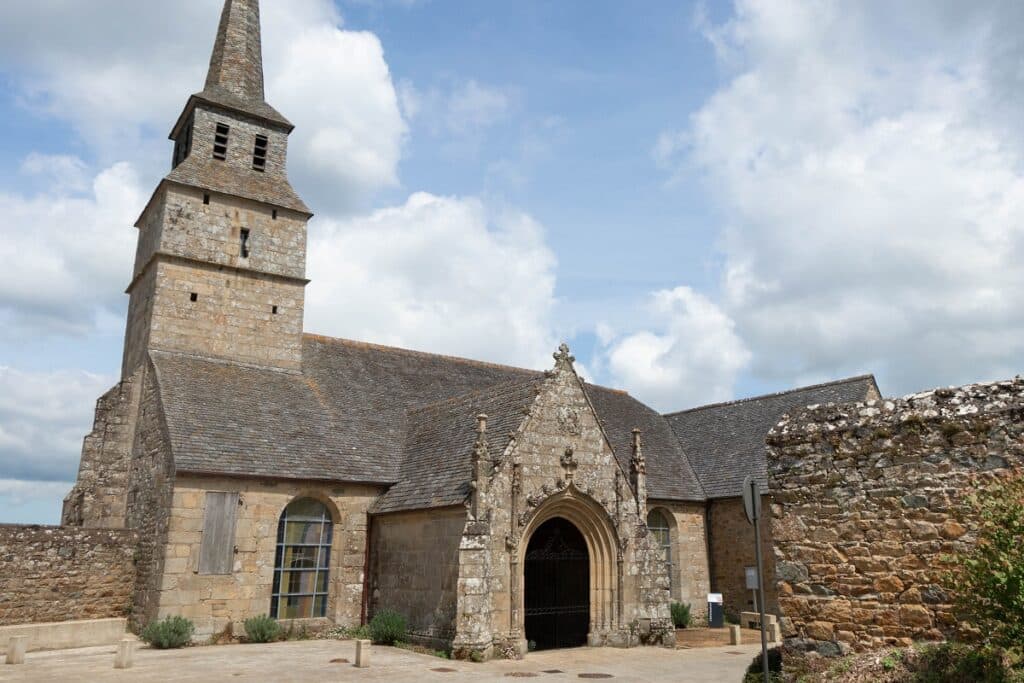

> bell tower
[122,0,311,377]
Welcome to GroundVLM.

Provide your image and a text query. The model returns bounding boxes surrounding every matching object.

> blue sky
[1,0,1023,523]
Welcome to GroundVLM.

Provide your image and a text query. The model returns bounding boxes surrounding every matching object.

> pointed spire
[205,0,266,104]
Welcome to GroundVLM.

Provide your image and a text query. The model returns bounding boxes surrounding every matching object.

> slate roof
[150,336,538,484]
[664,375,880,499]
[586,386,706,501]
[149,334,710,511]
[163,154,310,215]
[372,377,546,513]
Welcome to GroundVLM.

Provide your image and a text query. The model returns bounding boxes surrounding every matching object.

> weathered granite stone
[768,377,1024,653]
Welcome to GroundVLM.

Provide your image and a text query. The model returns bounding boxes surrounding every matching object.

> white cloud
[305,192,559,369]
[601,287,751,411]
[0,0,407,212]
[658,0,1024,395]
[268,23,407,214]
[0,161,143,336]
[0,367,114,482]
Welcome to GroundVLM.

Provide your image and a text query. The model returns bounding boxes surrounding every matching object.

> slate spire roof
[192,0,291,128]
[205,0,267,106]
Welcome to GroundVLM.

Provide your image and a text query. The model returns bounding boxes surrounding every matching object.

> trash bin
[707,593,724,628]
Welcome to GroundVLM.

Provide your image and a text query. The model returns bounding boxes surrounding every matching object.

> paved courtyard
[0,640,763,682]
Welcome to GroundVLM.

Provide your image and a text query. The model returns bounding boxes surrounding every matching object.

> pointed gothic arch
[517,487,621,645]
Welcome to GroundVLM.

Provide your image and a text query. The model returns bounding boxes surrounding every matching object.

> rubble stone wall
[61,371,141,529]
[766,378,1024,654]
[0,524,138,626]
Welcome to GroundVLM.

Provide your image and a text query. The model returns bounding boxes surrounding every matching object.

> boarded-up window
[198,491,239,574]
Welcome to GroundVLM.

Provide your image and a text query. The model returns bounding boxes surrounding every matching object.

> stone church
[60,0,879,659]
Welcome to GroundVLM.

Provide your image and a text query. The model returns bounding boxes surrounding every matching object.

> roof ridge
[149,349,302,375]
[303,333,544,377]
[663,374,878,417]
[408,375,545,416]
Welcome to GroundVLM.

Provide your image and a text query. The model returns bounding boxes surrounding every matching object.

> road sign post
[743,474,770,683]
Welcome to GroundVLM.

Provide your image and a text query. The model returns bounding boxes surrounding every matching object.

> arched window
[647,509,673,594]
[271,498,333,619]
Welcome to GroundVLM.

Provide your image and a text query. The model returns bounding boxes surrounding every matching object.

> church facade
[60,0,878,659]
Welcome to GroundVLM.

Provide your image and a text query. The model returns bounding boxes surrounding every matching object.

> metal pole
[752,480,769,683]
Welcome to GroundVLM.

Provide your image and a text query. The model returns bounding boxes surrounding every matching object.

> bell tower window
[252,135,268,171]
[240,228,251,258]
[213,123,230,160]
[172,116,194,168]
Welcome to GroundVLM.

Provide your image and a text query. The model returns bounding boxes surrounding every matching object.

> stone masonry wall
[368,507,465,647]
[766,377,1024,654]
[156,475,383,639]
[708,496,778,620]
[466,353,674,659]
[124,364,176,631]
[61,371,141,529]
[0,524,138,626]
[123,182,307,377]
[649,500,711,621]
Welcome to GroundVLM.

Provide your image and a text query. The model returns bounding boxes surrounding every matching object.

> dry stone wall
[0,524,137,626]
[766,377,1024,654]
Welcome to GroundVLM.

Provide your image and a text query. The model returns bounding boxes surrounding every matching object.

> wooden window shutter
[198,491,239,574]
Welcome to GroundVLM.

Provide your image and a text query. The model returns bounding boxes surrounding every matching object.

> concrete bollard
[355,639,371,668]
[6,636,28,665]
[767,622,780,644]
[728,624,741,646]
[114,638,135,669]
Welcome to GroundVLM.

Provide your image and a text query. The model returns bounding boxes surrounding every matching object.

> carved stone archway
[515,487,620,650]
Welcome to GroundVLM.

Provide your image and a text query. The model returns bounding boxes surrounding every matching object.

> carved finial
[631,429,645,471]
[477,413,488,435]
[560,446,578,482]
[553,342,575,371]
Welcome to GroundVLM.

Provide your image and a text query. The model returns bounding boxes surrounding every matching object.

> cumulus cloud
[601,287,751,411]
[0,367,114,482]
[658,0,1024,395]
[0,161,143,336]
[306,192,559,369]
[0,0,407,212]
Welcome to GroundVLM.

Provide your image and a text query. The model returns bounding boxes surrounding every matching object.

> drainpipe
[704,501,716,596]
[361,512,373,625]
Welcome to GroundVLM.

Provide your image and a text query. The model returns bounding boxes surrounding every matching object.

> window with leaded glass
[271,498,333,619]
[647,509,673,593]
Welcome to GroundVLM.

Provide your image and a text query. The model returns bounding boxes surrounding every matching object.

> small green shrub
[670,602,692,628]
[368,610,407,645]
[943,474,1024,650]
[912,643,1017,683]
[243,615,281,643]
[141,615,195,649]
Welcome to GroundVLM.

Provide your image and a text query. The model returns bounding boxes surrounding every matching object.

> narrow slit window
[272,305,278,315]
[213,123,230,160]
[190,292,198,302]
[239,228,250,258]
[272,209,278,220]
[203,193,211,205]
[252,134,268,171]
